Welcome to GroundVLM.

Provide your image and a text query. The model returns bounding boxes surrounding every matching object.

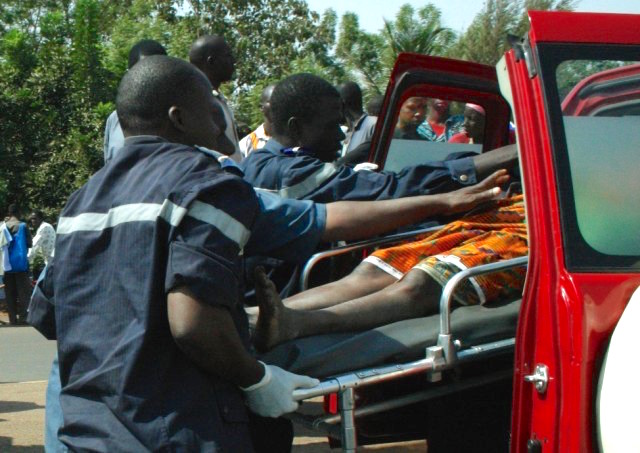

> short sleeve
[245,190,326,263]
[165,178,259,308]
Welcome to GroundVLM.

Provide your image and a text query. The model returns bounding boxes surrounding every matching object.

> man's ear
[287,116,302,142]
[168,106,186,132]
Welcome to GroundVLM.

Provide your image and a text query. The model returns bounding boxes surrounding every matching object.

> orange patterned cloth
[364,195,527,305]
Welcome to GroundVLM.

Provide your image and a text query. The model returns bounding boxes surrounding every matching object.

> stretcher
[259,230,528,451]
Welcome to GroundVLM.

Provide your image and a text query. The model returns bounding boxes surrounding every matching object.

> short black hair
[270,73,340,136]
[366,94,384,116]
[188,35,226,66]
[116,55,211,134]
[337,81,363,113]
[128,39,167,69]
[31,210,44,220]
[7,204,19,216]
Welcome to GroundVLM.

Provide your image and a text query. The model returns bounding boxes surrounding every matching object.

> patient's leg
[254,267,441,352]
[245,262,394,327]
[284,262,397,311]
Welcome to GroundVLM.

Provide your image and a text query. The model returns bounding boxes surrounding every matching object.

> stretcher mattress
[259,299,521,378]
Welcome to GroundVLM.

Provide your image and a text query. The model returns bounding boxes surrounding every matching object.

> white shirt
[239,123,270,157]
[28,221,56,265]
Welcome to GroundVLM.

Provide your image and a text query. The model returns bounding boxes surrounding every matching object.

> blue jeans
[45,354,68,453]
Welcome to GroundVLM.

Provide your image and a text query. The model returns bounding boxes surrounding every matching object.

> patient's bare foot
[253,267,298,352]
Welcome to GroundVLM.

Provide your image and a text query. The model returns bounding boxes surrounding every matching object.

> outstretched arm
[322,169,509,242]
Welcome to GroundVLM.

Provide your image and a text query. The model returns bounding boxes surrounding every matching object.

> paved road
[0,325,56,383]
[0,322,55,450]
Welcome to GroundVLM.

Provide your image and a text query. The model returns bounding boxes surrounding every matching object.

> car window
[558,60,640,258]
[383,97,485,172]
[538,45,640,271]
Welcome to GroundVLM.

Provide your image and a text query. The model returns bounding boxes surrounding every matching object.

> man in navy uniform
[31,56,508,451]
[241,73,517,203]
[32,55,322,451]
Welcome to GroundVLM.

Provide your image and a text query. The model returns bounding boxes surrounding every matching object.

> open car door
[370,53,512,173]
[505,11,640,453]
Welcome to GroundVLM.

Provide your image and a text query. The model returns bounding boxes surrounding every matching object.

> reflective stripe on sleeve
[187,200,251,248]
[278,163,338,199]
[57,199,250,248]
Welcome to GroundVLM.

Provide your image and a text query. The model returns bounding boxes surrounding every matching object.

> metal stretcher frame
[291,240,529,452]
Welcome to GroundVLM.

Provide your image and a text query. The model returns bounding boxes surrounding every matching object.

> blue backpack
[8,223,29,273]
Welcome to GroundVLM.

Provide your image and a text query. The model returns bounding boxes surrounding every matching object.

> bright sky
[305,0,640,34]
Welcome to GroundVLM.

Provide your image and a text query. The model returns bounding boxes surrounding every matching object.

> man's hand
[445,169,510,214]
[242,362,319,418]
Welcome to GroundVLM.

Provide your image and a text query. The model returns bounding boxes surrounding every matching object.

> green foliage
[450,0,576,66]
[184,0,319,88]
[382,4,455,62]
[335,13,386,93]
[0,0,591,218]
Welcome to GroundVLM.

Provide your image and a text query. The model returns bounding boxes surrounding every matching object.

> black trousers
[4,272,32,324]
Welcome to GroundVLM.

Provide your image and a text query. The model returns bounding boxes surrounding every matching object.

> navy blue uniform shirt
[240,139,477,203]
[35,136,272,451]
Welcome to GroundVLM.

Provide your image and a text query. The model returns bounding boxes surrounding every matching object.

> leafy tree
[182,0,319,88]
[382,4,454,64]
[335,12,386,93]
[448,0,519,65]
[450,0,576,66]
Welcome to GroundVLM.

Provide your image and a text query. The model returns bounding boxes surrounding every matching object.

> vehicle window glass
[383,97,484,172]
[557,60,640,258]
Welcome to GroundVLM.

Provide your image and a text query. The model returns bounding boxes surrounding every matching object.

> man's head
[366,95,384,117]
[7,204,19,218]
[188,35,235,89]
[260,84,276,134]
[128,39,167,69]
[269,73,345,162]
[116,55,233,154]
[463,103,486,144]
[29,210,44,229]
[396,97,427,131]
[337,81,364,123]
[427,98,451,122]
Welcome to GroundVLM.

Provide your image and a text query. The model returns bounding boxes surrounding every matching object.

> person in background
[449,103,486,145]
[366,94,385,116]
[417,98,464,142]
[27,210,55,279]
[393,96,428,140]
[239,84,276,157]
[189,35,243,162]
[2,204,32,325]
[338,81,378,156]
[241,73,517,204]
[103,39,167,164]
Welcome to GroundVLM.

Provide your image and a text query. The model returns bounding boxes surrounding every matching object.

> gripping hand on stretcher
[444,169,510,214]
[242,361,319,418]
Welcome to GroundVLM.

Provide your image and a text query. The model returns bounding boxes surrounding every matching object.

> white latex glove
[242,361,320,418]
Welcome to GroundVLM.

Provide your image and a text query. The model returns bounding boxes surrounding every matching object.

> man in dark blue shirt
[240,73,517,203]
[33,55,322,452]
